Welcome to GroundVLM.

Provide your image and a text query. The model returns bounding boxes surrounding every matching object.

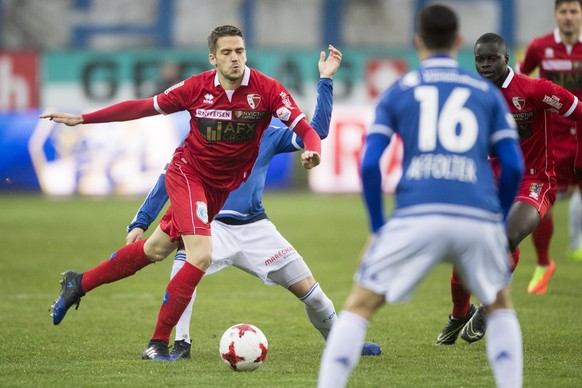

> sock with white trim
[300,282,336,340]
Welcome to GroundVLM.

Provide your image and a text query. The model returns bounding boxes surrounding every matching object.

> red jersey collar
[213,66,251,88]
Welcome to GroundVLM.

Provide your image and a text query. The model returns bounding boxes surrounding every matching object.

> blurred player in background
[125,45,381,359]
[436,32,582,346]
[318,5,524,388]
[41,25,322,361]
[517,0,582,267]
[154,62,183,94]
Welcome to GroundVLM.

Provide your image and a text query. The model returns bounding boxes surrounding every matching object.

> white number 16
[414,86,478,153]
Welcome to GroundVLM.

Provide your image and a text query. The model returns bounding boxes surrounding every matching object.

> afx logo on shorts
[197,110,267,142]
[529,183,543,200]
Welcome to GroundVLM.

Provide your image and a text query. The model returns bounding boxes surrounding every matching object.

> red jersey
[155,66,307,191]
[494,68,579,183]
[517,29,582,144]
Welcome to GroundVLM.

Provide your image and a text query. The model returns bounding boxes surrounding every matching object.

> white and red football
[219,323,268,371]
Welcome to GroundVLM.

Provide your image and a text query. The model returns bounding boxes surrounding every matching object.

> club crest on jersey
[529,183,543,200]
[512,97,526,110]
[247,94,261,109]
[196,201,209,224]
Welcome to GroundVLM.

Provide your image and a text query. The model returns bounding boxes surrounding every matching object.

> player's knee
[143,242,172,262]
[506,230,523,252]
[186,252,212,270]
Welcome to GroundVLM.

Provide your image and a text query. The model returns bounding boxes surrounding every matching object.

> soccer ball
[219,323,268,371]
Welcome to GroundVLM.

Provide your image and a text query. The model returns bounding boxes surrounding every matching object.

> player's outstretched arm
[39,112,84,126]
[42,98,159,126]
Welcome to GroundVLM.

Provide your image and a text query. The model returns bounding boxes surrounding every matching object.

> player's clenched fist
[301,150,320,169]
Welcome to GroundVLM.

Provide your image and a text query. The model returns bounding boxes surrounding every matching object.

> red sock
[81,239,152,293]
[511,247,520,272]
[451,269,471,319]
[532,214,553,266]
[151,261,205,342]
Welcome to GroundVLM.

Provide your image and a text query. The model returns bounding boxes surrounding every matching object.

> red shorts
[514,177,556,220]
[160,155,230,241]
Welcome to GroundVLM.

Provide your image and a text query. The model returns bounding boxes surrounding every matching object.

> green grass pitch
[1,193,580,387]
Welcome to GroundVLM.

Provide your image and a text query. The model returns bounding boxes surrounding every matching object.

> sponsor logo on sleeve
[164,81,184,95]
[542,95,563,111]
[276,107,291,122]
[279,91,295,110]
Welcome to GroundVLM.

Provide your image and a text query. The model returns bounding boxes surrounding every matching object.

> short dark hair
[417,4,458,50]
[555,0,582,10]
[475,32,507,52]
[207,25,244,54]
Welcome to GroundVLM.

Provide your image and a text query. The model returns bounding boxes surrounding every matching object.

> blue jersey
[127,78,333,231]
[362,55,523,233]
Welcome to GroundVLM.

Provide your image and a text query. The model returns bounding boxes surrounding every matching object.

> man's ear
[414,34,422,50]
[209,53,216,67]
[454,33,463,50]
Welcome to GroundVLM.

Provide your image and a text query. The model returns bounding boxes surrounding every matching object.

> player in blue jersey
[317,5,524,388]
[126,45,382,360]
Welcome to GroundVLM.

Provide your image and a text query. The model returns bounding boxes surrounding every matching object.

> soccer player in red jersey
[517,0,582,269]
[40,25,322,361]
[436,32,582,345]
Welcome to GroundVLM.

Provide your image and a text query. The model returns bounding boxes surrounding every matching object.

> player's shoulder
[177,69,215,90]
[529,32,556,48]
[514,71,556,91]
[511,71,534,84]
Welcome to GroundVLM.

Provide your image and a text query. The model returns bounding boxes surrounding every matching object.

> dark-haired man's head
[555,0,582,41]
[417,4,459,51]
[207,25,247,88]
[556,0,582,11]
[474,33,509,88]
[207,25,244,55]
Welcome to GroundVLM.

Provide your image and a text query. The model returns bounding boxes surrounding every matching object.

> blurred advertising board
[308,105,402,194]
[0,52,40,111]
[1,48,432,195]
[1,111,187,195]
